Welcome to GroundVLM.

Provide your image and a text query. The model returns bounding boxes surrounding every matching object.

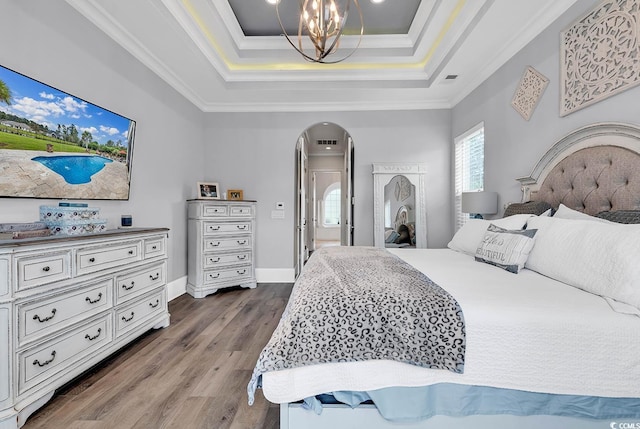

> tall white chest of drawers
[187,200,257,298]
[0,228,170,429]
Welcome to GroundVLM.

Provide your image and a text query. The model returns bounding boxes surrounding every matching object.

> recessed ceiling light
[370,0,385,3]
[265,0,278,4]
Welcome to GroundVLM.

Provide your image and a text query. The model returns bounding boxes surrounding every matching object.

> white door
[310,172,317,252]
[295,139,308,277]
[342,137,354,246]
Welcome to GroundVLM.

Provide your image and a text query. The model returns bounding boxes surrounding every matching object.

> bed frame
[278,122,640,429]
[517,122,640,213]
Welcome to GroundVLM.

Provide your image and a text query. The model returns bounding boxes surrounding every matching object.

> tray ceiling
[65,0,579,112]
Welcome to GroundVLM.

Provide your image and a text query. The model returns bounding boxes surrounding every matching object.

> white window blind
[454,123,485,231]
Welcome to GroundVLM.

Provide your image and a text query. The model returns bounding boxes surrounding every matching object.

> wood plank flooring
[22,283,293,429]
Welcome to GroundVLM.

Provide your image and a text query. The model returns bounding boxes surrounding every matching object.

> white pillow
[475,224,537,273]
[526,215,640,311]
[447,214,533,256]
[553,204,614,223]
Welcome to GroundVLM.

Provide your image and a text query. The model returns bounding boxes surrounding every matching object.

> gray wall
[0,1,205,283]
[452,0,640,226]
[204,109,452,269]
[6,1,621,277]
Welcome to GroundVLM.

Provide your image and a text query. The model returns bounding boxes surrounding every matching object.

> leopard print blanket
[247,246,466,404]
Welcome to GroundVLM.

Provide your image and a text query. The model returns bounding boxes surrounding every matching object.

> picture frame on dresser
[197,182,220,200]
[228,189,243,200]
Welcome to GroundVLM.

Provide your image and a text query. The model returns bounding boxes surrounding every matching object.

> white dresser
[0,228,170,429]
[187,200,257,298]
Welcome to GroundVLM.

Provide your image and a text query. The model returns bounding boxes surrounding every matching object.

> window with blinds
[454,123,485,231]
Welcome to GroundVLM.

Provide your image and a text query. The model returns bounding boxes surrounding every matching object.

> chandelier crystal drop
[276,0,363,64]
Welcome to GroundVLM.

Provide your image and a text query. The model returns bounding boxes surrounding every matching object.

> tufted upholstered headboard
[517,123,640,216]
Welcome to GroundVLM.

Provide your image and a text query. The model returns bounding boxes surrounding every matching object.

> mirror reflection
[383,175,416,248]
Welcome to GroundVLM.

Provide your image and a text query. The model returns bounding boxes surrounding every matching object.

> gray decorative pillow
[475,224,537,274]
[596,210,640,224]
[503,201,553,217]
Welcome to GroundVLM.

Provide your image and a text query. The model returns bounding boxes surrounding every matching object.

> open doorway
[294,122,354,277]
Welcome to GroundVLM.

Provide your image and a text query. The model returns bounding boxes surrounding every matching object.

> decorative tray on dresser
[187,199,257,298]
[0,227,170,429]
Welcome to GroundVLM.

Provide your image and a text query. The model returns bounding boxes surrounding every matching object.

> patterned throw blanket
[247,246,465,404]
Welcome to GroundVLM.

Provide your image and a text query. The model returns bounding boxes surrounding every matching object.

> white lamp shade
[461,191,498,214]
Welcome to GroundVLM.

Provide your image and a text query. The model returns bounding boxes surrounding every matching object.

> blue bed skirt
[302,383,640,423]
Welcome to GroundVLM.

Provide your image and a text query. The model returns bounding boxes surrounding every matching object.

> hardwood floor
[22,283,293,429]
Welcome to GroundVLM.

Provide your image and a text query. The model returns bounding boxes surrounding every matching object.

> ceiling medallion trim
[180,0,464,74]
[199,98,452,113]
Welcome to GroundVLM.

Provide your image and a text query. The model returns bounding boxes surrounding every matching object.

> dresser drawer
[18,315,111,395]
[230,204,254,217]
[204,251,251,268]
[204,236,252,252]
[143,236,166,259]
[115,264,165,305]
[203,265,252,285]
[18,280,112,346]
[16,251,71,292]
[76,241,142,276]
[202,205,228,217]
[203,222,251,235]
[115,290,165,339]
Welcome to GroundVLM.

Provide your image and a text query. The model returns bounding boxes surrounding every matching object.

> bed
[248,123,640,429]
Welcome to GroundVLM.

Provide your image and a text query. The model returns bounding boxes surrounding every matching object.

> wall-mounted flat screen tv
[0,64,135,200]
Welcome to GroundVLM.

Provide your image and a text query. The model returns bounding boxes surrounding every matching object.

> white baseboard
[167,276,187,301]
[256,268,295,283]
[167,269,294,302]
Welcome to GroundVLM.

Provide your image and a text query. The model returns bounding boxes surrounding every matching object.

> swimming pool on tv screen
[32,155,113,184]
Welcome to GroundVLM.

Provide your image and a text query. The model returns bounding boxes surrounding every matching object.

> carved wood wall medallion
[511,66,549,120]
[560,0,640,117]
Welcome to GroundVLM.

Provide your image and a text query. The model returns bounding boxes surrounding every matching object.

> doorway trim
[294,123,354,278]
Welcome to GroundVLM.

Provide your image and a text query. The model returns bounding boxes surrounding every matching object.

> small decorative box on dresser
[0,228,170,429]
[187,200,257,298]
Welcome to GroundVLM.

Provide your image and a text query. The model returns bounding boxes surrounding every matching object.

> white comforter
[262,248,640,402]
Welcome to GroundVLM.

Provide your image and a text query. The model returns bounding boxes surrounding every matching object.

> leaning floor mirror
[372,163,427,248]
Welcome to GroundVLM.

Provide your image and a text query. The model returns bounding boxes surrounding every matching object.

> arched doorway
[294,122,354,277]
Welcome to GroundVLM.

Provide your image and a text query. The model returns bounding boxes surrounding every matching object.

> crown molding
[199,97,452,113]
[65,0,213,110]
[449,0,578,106]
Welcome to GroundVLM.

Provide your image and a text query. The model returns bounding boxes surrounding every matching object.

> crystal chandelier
[276,0,364,64]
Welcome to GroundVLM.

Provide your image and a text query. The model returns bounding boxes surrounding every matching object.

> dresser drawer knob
[209,273,220,279]
[237,255,247,260]
[33,350,56,367]
[149,273,160,281]
[89,257,96,263]
[122,312,135,322]
[211,242,221,247]
[42,266,50,272]
[33,308,57,323]
[128,250,134,255]
[237,269,247,275]
[85,293,103,304]
[149,299,160,309]
[236,225,247,230]
[122,281,135,291]
[210,257,221,263]
[237,240,247,245]
[85,328,102,341]
[209,226,221,231]
[152,245,158,250]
